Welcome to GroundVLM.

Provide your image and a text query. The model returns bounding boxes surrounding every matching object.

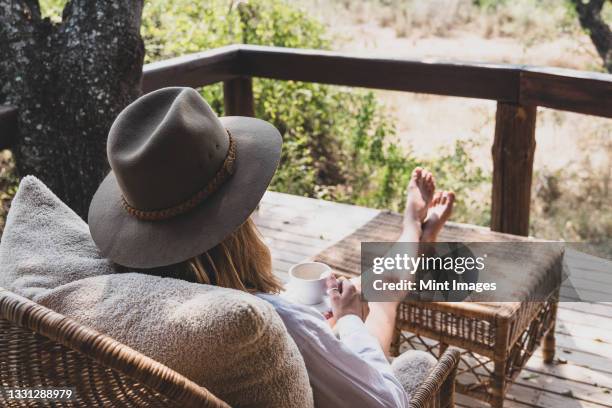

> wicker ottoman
[394,292,558,407]
[315,211,563,408]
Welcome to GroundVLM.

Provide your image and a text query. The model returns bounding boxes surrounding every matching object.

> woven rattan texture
[0,289,228,408]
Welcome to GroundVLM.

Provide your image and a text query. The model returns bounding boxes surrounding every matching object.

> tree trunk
[570,0,612,73]
[0,0,144,218]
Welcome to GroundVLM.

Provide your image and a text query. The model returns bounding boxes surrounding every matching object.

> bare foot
[422,191,455,242]
[404,167,435,226]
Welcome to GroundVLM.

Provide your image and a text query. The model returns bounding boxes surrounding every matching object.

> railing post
[491,102,537,236]
[223,77,254,117]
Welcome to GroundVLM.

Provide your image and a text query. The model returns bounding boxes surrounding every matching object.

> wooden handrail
[3,44,611,236]
[233,45,522,103]
[4,45,611,142]
[138,45,612,117]
[519,66,612,117]
[142,45,242,93]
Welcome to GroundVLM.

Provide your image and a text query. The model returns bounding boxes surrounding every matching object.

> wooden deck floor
[255,191,612,408]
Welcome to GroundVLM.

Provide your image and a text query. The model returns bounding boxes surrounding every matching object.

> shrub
[32,0,490,224]
[142,0,429,211]
[0,152,18,236]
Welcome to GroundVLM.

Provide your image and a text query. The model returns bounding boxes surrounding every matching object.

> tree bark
[570,0,612,73]
[0,0,144,218]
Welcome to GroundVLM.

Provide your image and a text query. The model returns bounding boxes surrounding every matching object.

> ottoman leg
[491,358,507,408]
[543,323,556,364]
[543,305,558,364]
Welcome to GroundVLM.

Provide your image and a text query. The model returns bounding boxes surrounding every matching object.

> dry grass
[292,0,611,248]
[296,0,590,45]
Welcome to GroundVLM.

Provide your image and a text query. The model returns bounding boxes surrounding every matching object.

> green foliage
[471,0,506,11]
[0,152,19,236]
[423,140,491,226]
[39,0,66,22]
[531,135,612,257]
[34,0,492,225]
[142,0,446,214]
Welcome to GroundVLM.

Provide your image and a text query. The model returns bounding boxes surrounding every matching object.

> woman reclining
[88,87,455,408]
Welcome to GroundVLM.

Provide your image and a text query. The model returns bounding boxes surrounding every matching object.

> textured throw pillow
[0,176,313,408]
[0,176,116,299]
[38,273,313,407]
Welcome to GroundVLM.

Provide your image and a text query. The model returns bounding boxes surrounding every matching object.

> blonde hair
[124,217,282,294]
[186,217,282,294]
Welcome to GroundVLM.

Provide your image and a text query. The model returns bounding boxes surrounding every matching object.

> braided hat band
[121,130,237,221]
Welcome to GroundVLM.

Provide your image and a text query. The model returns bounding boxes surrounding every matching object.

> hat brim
[88,116,282,269]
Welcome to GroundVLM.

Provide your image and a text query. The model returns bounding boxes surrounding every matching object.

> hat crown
[108,87,230,211]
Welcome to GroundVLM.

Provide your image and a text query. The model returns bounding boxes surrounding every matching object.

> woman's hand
[326,275,364,321]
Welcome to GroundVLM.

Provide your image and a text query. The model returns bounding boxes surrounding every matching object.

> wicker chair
[0,288,460,408]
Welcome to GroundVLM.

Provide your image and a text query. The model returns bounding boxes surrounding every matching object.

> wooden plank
[559,302,612,319]
[141,45,240,93]
[263,234,321,258]
[237,45,521,102]
[515,370,612,407]
[551,332,612,362]
[0,105,18,150]
[223,77,254,116]
[259,191,379,242]
[524,355,612,389]
[520,67,612,118]
[562,279,612,303]
[505,383,609,408]
[262,190,379,219]
[257,223,332,249]
[564,249,612,285]
[491,102,537,236]
[556,310,612,341]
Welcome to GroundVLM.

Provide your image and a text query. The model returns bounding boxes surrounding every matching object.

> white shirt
[257,293,409,408]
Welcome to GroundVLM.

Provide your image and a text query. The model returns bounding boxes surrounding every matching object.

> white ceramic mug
[289,262,332,305]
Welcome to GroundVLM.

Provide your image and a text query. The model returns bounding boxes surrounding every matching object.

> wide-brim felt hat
[88,87,282,269]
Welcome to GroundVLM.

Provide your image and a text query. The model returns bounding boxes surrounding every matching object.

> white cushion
[0,176,116,299]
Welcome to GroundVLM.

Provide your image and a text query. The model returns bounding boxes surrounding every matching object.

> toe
[422,171,432,188]
[447,191,456,205]
[432,191,442,205]
[425,172,433,185]
[426,180,434,195]
[412,167,422,181]
[441,192,448,205]
[418,170,428,186]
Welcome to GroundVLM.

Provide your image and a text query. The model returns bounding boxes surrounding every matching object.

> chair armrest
[409,348,461,408]
[0,288,229,408]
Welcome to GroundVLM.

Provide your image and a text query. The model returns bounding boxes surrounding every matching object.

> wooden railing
[2,44,612,235]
